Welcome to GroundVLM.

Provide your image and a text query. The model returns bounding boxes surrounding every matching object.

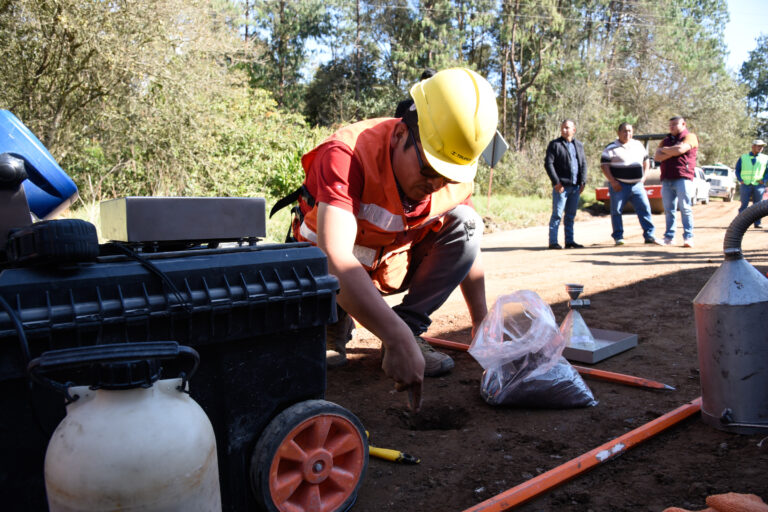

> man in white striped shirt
[600,123,662,246]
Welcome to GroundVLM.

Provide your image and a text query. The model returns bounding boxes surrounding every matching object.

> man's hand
[554,183,564,193]
[317,203,425,411]
[600,164,617,192]
[382,336,425,412]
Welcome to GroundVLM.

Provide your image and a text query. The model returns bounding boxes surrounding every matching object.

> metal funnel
[693,201,768,434]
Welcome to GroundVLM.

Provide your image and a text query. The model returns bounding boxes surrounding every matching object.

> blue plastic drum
[0,110,78,219]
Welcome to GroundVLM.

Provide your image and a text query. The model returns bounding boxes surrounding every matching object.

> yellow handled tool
[365,431,420,464]
[368,446,420,465]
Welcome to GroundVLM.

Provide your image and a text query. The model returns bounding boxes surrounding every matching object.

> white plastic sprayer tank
[30,342,222,511]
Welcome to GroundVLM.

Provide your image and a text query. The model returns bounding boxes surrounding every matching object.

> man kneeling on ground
[292,68,498,411]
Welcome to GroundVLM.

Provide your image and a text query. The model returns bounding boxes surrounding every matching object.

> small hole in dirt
[397,405,468,431]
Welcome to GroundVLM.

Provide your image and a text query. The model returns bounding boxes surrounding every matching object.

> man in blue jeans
[545,119,587,249]
[734,139,767,228]
[654,116,699,248]
[600,122,662,245]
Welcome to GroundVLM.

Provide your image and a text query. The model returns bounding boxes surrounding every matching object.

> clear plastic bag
[469,290,564,377]
[469,290,597,408]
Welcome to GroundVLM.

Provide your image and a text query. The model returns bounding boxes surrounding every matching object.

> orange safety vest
[296,118,474,293]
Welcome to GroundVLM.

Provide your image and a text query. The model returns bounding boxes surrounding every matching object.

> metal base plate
[563,327,637,364]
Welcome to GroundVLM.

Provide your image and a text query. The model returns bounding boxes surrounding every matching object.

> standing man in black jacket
[545,119,587,249]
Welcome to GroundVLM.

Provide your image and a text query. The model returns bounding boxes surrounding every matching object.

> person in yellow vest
[735,139,768,228]
[292,68,498,411]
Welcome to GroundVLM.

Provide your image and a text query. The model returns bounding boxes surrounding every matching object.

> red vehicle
[595,169,664,213]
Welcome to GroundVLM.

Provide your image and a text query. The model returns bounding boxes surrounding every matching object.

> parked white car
[692,167,711,204]
[701,164,737,202]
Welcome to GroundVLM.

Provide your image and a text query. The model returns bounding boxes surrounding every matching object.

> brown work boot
[325,309,354,368]
[415,336,454,377]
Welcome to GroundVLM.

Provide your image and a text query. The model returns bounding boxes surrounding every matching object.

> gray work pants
[391,204,483,335]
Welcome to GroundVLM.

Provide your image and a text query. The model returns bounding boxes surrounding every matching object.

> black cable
[108,243,193,313]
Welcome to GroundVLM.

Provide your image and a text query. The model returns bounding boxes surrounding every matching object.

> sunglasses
[407,127,459,185]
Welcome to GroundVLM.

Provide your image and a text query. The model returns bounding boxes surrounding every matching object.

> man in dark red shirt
[654,116,699,247]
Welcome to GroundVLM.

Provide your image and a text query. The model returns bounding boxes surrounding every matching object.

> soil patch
[326,201,768,512]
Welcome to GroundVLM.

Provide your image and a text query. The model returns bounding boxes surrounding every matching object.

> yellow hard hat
[410,68,498,183]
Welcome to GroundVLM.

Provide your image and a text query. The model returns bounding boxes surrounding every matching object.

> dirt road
[445,200,766,314]
[325,200,768,512]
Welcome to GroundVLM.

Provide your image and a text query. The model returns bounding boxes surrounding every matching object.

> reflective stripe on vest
[358,202,405,232]
[299,220,378,267]
[739,153,768,185]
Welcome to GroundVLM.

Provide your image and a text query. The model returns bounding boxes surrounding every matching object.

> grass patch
[472,193,552,231]
[265,206,293,243]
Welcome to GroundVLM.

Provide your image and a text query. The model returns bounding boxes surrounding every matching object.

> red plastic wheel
[251,400,368,512]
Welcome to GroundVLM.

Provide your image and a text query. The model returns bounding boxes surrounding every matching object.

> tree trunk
[355,0,360,104]
[508,0,520,149]
[513,47,523,151]
[500,45,508,140]
[520,98,528,145]
[277,0,286,106]
[244,0,250,42]
[605,0,626,101]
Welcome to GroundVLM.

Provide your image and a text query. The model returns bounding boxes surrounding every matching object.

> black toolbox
[0,241,339,511]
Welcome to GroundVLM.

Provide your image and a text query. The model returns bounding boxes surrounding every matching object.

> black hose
[723,200,768,259]
[108,243,193,313]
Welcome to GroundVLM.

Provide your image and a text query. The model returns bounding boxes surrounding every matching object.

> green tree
[366,0,420,92]
[302,0,395,124]
[248,0,327,110]
[2,0,753,204]
[740,34,768,131]
[0,0,212,154]
[304,58,388,126]
[623,0,745,163]
[496,0,561,150]
[0,0,274,201]
[415,0,462,69]
[455,0,496,75]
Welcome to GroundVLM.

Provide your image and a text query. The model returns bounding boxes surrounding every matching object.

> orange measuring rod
[422,336,471,352]
[462,397,702,512]
[421,336,675,391]
[571,365,675,390]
